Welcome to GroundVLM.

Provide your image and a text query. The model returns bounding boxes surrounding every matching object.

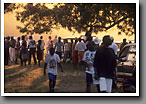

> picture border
[1,0,139,96]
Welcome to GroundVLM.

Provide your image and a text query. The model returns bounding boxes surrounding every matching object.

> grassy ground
[4,59,100,93]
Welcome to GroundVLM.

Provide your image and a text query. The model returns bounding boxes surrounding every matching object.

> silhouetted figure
[120,38,128,51]
[15,37,20,64]
[20,42,28,66]
[37,40,43,67]
[20,35,27,66]
[9,36,16,63]
[93,35,117,93]
[4,36,10,65]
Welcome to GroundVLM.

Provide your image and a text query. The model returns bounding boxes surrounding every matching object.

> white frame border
[1,0,139,96]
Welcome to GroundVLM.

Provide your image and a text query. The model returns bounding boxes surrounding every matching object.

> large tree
[5,3,136,36]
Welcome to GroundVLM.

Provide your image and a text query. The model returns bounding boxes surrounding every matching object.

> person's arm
[44,63,47,76]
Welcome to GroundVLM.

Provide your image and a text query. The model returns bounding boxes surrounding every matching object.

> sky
[4,4,135,43]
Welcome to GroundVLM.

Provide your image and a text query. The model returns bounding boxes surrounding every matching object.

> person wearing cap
[9,36,16,63]
[109,37,118,56]
[93,35,117,93]
[93,37,101,50]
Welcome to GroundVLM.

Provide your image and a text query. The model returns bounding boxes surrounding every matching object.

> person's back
[75,41,87,52]
[10,39,16,48]
[109,42,118,55]
[55,41,64,52]
[93,35,117,93]
[94,46,116,78]
[120,39,128,51]
[28,39,36,48]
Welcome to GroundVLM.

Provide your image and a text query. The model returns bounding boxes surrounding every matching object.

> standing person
[53,35,58,47]
[20,42,28,66]
[75,38,87,66]
[48,40,54,50]
[20,35,27,66]
[82,42,99,92]
[93,35,117,93]
[54,37,64,60]
[37,40,43,67]
[39,36,45,59]
[63,39,71,63]
[27,35,37,65]
[120,38,128,51]
[4,36,10,65]
[70,39,73,63]
[46,36,52,54]
[72,39,78,69]
[9,36,16,64]
[15,37,21,64]
[109,37,118,56]
[44,48,63,92]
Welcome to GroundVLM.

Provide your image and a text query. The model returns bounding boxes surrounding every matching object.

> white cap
[94,37,101,44]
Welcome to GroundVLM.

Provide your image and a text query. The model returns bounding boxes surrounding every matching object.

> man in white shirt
[27,35,37,65]
[109,37,118,56]
[46,36,52,54]
[75,38,87,64]
[44,48,63,92]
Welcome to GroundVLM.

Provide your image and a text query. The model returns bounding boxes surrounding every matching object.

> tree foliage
[5,3,136,36]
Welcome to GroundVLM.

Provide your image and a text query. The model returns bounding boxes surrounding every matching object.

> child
[37,40,43,67]
[82,41,99,92]
[44,48,63,92]
[20,42,28,66]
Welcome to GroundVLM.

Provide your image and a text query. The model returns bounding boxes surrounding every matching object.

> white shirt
[109,42,118,55]
[75,42,87,52]
[44,53,60,75]
[82,50,96,74]
[46,39,51,48]
[27,39,36,48]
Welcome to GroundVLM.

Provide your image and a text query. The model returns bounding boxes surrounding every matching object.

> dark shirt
[10,39,16,48]
[93,46,117,79]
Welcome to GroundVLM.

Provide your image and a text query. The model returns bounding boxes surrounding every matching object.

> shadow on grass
[29,75,49,93]
[4,65,40,83]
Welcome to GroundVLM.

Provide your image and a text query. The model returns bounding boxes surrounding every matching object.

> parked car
[116,43,136,92]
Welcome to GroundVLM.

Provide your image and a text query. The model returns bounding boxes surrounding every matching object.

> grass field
[4,59,100,93]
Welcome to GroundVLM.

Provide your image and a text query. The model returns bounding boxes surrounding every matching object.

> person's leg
[99,77,107,93]
[13,48,16,62]
[32,48,37,64]
[28,49,31,65]
[86,73,92,92]
[106,78,113,93]
[49,79,53,92]
[63,51,67,62]
[9,47,12,62]
[38,60,40,67]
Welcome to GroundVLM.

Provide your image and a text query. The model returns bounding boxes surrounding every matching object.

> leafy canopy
[5,3,136,36]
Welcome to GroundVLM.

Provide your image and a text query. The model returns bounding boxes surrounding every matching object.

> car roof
[124,43,136,47]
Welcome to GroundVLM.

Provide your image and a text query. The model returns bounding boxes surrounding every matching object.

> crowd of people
[4,34,129,93]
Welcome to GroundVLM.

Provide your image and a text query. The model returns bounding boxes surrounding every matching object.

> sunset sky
[4,4,135,43]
